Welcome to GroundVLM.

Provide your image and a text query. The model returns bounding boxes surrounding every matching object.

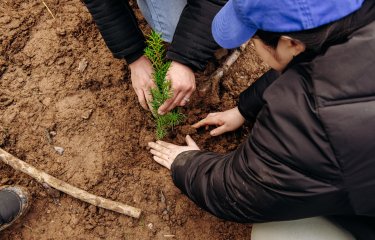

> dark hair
[255,0,375,53]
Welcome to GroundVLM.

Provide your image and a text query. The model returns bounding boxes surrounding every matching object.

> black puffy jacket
[83,0,226,70]
[171,4,375,240]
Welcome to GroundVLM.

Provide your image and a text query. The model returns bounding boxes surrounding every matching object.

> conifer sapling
[144,31,184,139]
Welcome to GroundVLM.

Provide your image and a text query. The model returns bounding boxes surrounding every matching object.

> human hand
[148,135,200,170]
[129,55,155,110]
[192,107,245,136]
[158,61,196,115]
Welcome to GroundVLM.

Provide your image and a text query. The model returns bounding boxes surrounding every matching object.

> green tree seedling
[144,31,184,139]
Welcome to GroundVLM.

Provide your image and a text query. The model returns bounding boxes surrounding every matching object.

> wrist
[171,61,193,73]
[129,55,148,70]
[234,107,246,124]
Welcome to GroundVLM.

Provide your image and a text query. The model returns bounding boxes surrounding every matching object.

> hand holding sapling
[158,61,196,115]
[129,55,155,110]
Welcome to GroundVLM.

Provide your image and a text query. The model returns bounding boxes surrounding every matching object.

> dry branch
[208,41,250,104]
[0,148,141,218]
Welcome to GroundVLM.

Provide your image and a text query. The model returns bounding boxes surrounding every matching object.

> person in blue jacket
[149,0,375,239]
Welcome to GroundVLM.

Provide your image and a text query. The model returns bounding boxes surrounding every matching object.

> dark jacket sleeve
[84,0,145,64]
[171,68,350,223]
[237,69,280,122]
[166,0,228,71]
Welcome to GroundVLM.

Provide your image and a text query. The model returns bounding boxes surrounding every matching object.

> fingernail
[210,131,216,136]
[158,110,164,115]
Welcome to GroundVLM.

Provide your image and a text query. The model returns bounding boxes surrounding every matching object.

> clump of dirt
[0,1,267,239]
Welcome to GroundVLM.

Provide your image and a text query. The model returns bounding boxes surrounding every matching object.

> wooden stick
[0,148,141,218]
[208,41,250,104]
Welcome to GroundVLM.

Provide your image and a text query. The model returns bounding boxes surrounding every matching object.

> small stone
[164,234,175,238]
[49,131,57,136]
[160,191,166,204]
[54,146,64,155]
[78,59,88,72]
[42,97,52,106]
[56,28,66,36]
[82,109,93,120]
[0,16,11,24]
[108,170,114,178]
[56,58,65,65]
[147,223,153,230]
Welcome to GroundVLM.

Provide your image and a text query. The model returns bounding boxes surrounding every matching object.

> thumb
[210,125,227,136]
[185,135,199,149]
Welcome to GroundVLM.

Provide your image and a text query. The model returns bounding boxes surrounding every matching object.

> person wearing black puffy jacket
[149,0,375,239]
[84,0,227,114]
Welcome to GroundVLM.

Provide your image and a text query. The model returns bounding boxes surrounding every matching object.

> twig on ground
[0,148,142,218]
[41,0,56,20]
[208,41,250,104]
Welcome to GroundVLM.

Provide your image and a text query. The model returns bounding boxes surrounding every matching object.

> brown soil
[0,1,267,239]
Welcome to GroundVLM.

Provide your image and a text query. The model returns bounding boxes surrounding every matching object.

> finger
[158,91,183,115]
[150,149,169,161]
[136,89,148,110]
[156,140,178,149]
[157,96,175,115]
[180,82,195,106]
[166,91,184,112]
[178,91,193,107]
[210,125,228,136]
[144,88,154,111]
[167,92,185,110]
[192,116,221,129]
[157,73,175,114]
[148,142,170,153]
[185,135,199,149]
[153,156,171,170]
